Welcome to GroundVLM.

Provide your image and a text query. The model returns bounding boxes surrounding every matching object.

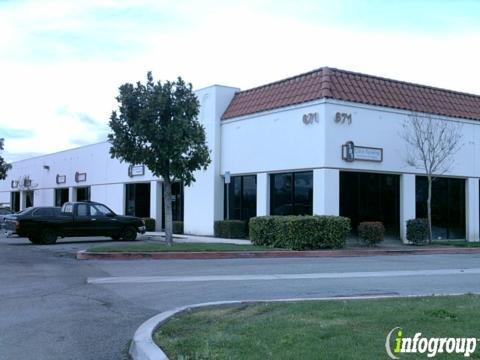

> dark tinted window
[11,192,20,212]
[340,172,400,235]
[161,182,184,224]
[17,208,34,216]
[224,175,257,220]
[125,183,150,217]
[270,172,313,216]
[416,176,465,240]
[55,188,69,207]
[76,187,90,201]
[33,208,59,216]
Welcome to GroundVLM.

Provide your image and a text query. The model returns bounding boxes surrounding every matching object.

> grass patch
[88,242,281,253]
[432,240,480,248]
[154,295,480,360]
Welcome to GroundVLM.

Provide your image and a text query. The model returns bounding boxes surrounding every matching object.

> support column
[400,174,416,243]
[69,187,76,202]
[20,191,26,210]
[150,180,163,231]
[313,169,339,215]
[256,173,270,216]
[466,178,479,242]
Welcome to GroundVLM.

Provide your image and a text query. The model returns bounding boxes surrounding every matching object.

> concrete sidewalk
[143,231,252,245]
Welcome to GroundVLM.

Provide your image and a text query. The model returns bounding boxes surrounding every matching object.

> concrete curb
[129,293,470,360]
[77,247,480,260]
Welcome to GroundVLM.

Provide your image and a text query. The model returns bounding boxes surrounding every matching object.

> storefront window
[416,176,465,240]
[76,187,90,202]
[339,172,400,235]
[270,171,313,216]
[25,190,34,208]
[11,192,20,212]
[125,183,151,218]
[224,175,257,220]
[55,188,69,207]
[162,182,184,225]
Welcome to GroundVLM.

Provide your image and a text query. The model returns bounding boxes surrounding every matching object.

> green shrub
[173,221,184,234]
[248,216,282,246]
[406,218,429,245]
[143,218,156,232]
[249,215,351,250]
[358,221,385,246]
[214,220,247,239]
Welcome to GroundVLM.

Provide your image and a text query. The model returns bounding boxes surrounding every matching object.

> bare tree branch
[400,113,463,242]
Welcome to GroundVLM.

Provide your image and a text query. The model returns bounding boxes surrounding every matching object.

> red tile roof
[221,67,480,121]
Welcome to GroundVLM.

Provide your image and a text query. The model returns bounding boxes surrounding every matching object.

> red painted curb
[76,247,480,260]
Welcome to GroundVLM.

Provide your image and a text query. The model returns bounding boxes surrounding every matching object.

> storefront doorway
[162,182,184,227]
[10,192,20,212]
[340,171,400,236]
[55,188,69,207]
[24,190,34,208]
[125,183,151,218]
[76,187,90,202]
[416,176,465,240]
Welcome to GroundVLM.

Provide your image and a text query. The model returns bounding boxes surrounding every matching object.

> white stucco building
[1,67,480,242]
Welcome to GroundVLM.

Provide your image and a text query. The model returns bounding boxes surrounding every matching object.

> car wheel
[28,236,41,244]
[121,226,137,241]
[111,235,120,241]
[40,228,58,245]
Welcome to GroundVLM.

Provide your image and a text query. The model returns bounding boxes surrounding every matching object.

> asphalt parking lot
[2,233,480,360]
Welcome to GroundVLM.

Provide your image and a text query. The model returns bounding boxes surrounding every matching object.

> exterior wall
[0,142,158,213]
[0,191,9,205]
[184,85,238,235]
[324,100,480,177]
[221,102,327,175]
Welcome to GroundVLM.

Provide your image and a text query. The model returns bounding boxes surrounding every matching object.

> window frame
[270,171,313,216]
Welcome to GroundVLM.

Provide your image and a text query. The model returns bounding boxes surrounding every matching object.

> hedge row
[214,220,248,239]
[249,215,351,250]
[142,218,184,234]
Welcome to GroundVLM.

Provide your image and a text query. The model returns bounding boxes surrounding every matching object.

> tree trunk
[164,178,173,246]
[427,175,433,243]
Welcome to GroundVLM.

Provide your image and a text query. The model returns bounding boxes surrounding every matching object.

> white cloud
[0,0,479,162]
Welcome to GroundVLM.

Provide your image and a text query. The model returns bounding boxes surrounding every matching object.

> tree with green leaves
[108,72,211,245]
[0,138,11,180]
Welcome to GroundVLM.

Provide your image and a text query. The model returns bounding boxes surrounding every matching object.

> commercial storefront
[1,67,480,241]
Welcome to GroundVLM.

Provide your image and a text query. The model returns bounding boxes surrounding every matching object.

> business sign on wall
[56,175,66,184]
[75,172,87,183]
[342,141,383,162]
[128,165,145,177]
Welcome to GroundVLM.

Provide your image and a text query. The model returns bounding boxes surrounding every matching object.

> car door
[73,203,93,236]
[88,204,119,236]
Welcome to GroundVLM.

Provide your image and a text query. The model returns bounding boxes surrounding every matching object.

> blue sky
[0,0,479,161]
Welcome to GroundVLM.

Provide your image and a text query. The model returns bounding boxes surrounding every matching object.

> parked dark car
[5,201,146,244]
[4,207,62,236]
[0,207,13,228]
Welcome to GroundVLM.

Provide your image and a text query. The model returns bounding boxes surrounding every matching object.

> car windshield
[91,204,114,216]
[16,208,34,215]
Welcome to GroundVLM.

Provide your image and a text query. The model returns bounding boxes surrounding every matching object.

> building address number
[335,112,352,125]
